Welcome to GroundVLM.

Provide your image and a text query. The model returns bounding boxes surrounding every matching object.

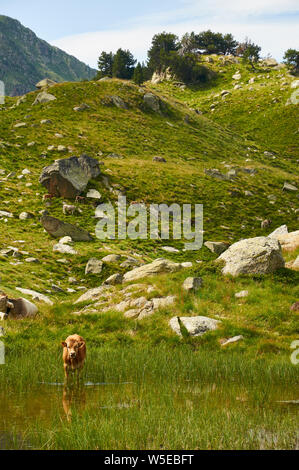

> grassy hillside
[150,57,299,160]
[0,76,298,354]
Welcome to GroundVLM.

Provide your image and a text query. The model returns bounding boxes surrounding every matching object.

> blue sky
[1,0,298,67]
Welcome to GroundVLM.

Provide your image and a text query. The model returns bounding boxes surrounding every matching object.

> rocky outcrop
[217,237,285,276]
[41,215,93,241]
[36,79,56,89]
[123,258,182,282]
[39,155,101,198]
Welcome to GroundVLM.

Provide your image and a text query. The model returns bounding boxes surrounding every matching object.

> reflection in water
[62,383,86,422]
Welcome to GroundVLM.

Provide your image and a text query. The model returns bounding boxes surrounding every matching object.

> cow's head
[0,293,13,320]
[62,337,84,359]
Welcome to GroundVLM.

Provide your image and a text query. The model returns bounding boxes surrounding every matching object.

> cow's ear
[61,342,67,348]
[78,341,85,349]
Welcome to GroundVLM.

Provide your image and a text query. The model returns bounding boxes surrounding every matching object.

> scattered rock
[111,96,128,109]
[217,236,285,276]
[19,212,34,220]
[39,154,101,198]
[204,241,229,255]
[143,93,160,112]
[169,316,220,337]
[123,258,182,282]
[268,225,288,238]
[221,335,244,346]
[183,277,203,292]
[25,257,40,263]
[36,79,56,89]
[16,288,53,305]
[232,73,241,80]
[41,215,93,241]
[73,103,90,112]
[283,182,298,192]
[270,230,299,252]
[235,290,249,298]
[53,243,77,255]
[0,211,13,218]
[102,254,121,263]
[290,80,299,89]
[33,92,56,105]
[14,122,26,128]
[87,189,101,199]
[162,246,180,253]
[75,286,108,304]
[153,156,167,163]
[104,273,123,286]
[85,258,103,275]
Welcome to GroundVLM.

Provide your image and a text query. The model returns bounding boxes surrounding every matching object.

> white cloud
[51,0,299,67]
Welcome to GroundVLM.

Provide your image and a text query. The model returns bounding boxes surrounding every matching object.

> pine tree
[112,49,136,79]
[97,51,114,78]
[133,62,144,85]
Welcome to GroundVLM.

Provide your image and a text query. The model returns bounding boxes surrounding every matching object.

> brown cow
[61,334,86,381]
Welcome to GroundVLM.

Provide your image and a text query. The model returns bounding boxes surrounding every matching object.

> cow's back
[9,298,38,318]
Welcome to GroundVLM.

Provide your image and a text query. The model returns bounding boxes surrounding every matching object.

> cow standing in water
[61,334,86,381]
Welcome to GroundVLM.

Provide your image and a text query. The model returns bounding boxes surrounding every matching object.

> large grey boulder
[169,316,220,337]
[33,92,56,105]
[143,93,160,112]
[217,236,285,276]
[123,258,182,282]
[39,154,101,198]
[41,215,93,241]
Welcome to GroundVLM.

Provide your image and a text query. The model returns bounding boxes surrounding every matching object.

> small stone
[162,246,180,253]
[221,335,244,346]
[102,254,121,263]
[87,189,101,199]
[235,290,249,298]
[19,212,34,220]
[283,182,298,192]
[183,277,203,292]
[104,273,123,285]
[25,257,40,263]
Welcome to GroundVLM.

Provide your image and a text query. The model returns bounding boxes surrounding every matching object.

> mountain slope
[0,15,97,96]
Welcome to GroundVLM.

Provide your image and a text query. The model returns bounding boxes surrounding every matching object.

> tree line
[96,30,299,85]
